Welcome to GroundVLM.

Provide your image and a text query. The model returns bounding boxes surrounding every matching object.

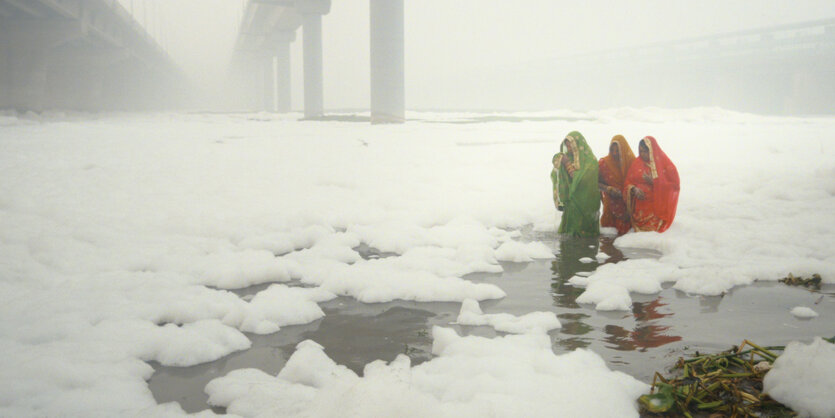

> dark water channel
[149,236,835,414]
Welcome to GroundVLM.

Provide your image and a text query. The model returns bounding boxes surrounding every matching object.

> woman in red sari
[625,136,680,232]
[598,135,635,235]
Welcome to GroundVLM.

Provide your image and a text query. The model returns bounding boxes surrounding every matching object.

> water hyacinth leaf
[639,340,805,416]
[639,383,675,413]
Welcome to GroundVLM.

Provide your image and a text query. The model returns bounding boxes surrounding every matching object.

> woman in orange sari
[625,136,680,232]
[598,135,635,235]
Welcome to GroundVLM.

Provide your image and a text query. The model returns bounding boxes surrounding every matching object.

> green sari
[557,131,600,237]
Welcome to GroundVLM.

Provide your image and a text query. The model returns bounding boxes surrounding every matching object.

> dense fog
[3,2,835,417]
[2,0,834,114]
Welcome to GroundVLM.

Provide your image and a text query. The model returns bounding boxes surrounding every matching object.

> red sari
[598,135,635,235]
[625,136,680,232]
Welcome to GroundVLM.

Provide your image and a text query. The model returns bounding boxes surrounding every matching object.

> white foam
[206,327,648,417]
[456,299,561,334]
[569,259,670,310]
[238,285,336,334]
[764,338,835,418]
[1,110,833,415]
[596,252,611,262]
[494,240,555,262]
[790,306,819,319]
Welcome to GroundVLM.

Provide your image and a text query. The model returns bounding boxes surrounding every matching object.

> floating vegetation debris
[639,337,835,417]
[779,273,822,290]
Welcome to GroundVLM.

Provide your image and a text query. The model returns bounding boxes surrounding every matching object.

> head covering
[557,131,600,237]
[640,137,658,178]
[626,136,680,232]
[598,135,635,235]
[640,137,670,178]
[601,135,636,187]
[561,131,597,174]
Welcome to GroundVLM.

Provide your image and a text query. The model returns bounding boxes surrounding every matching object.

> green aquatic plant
[638,339,835,417]
[779,273,822,290]
[638,382,675,413]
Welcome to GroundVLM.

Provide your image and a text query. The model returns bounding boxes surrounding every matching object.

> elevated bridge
[0,0,185,111]
[542,18,835,114]
[231,0,404,123]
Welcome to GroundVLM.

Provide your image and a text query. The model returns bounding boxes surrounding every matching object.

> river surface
[148,236,835,414]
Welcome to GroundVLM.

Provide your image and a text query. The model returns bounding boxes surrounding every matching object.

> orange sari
[625,136,680,232]
[598,135,635,235]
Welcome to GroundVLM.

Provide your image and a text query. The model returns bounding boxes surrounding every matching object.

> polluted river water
[148,235,835,414]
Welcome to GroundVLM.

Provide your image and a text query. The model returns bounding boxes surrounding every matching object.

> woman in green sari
[556,131,600,237]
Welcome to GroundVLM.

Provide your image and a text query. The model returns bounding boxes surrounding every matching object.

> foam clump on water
[569,258,669,310]
[789,306,819,319]
[238,284,336,334]
[206,327,648,417]
[280,228,508,303]
[455,298,561,334]
[494,240,555,262]
[104,319,252,367]
[764,337,835,418]
[595,252,611,262]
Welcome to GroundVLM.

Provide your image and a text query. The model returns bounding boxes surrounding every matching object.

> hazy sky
[121,0,835,110]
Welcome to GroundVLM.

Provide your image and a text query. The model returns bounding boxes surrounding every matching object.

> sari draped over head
[598,135,635,235]
[556,131,600,237]
[624,136,680,232]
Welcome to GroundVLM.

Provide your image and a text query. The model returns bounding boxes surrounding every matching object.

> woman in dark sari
[625,136,680,232]
[556,131,600,237]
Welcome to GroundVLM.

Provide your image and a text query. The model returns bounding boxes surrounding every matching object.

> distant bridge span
[0,0,184,111]
[231,0,404,123]
[532,18,835,114]
[232,10,834,117]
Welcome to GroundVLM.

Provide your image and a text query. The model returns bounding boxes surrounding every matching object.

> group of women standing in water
[551,131,680,237]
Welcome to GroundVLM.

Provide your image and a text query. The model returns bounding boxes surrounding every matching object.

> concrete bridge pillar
[297,0,331,119]
[271,31,295,113]
[275,43,291,112]
[370,0,405,124]
[250,57,264,111]
[261,54,274,112]
[302,14,323,118]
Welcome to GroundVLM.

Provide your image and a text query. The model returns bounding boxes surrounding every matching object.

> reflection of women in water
[598,135,635,235]
[625,136,680,232]
[556,131,600,237]
[604,298,682,352]
[551,236,599,309]
[550,152,564,211]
